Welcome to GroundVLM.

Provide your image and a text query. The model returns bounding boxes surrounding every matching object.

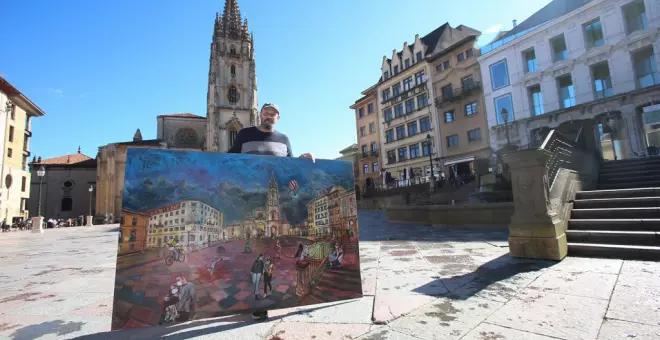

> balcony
[434,82,482,108]
[381,81,427,106]
[361,150,379,159]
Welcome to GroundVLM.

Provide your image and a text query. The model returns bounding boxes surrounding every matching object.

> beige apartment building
[0,76,45,223]
[429,30,492,179]
[350,85,381,190]
[374,23,486,182]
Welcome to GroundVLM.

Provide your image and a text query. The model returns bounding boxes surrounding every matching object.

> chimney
[513,19,518,28]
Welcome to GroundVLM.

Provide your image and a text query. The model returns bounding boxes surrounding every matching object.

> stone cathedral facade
[95,0,258,220]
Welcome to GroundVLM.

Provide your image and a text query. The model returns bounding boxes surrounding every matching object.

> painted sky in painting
[121,148,355,225]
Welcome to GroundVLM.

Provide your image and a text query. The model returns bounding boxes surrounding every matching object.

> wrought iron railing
[539,129,582,189]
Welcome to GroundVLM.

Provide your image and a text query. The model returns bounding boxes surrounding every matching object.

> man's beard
[260,121,274,131]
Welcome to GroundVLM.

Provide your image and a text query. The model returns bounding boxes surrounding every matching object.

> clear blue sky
[2,0,550,161]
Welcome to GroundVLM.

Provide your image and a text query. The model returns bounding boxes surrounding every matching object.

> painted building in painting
[306,186,356,237]
[145,199,223,249]
[119,209,149,254]
[224,172,290,239]
[0,76,45,222]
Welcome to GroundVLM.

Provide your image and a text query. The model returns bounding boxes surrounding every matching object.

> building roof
[35,152,92,165]
[339,143,358,155]
[157,113,205,119]
[0,76,46,117]
[493,0,594,43]
[121,209,150,217]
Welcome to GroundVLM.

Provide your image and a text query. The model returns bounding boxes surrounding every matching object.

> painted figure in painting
[112,145,361,331]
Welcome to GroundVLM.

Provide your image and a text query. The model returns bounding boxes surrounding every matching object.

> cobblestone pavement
[0,212,658,339]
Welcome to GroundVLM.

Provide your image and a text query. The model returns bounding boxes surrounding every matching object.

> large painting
[111,148,361,330]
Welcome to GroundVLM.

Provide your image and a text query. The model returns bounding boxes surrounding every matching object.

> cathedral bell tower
[206,0,259,152]
[266,171,280,237]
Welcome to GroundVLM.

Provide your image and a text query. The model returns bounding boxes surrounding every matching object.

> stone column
[502,149,567,261]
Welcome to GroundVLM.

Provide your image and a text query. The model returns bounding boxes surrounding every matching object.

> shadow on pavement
[71,301,353,340]
[413,254,556,299]
[9,320,86,340]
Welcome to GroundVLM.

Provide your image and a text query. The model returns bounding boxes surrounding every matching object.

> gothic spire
[221,0,242,39]
[269,171,278,190]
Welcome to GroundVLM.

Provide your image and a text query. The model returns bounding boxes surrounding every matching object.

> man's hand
[299,153,315,163]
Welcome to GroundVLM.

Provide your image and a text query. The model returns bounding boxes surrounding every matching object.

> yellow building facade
[0,76,45,223]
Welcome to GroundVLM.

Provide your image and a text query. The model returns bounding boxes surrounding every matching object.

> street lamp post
[425,134,436,182]
[500,108,511,148]
[87,185,94,226]
[32,165,46,233]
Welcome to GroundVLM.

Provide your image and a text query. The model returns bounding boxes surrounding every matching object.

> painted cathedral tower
[266,171,280,237]
[206,0,259,152]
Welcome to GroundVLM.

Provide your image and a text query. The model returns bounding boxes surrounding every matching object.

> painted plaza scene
[111,148,362,331]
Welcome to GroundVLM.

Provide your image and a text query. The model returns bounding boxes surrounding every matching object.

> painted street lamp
[425,134,436,182]
[88,185,94,217]
[500,108,511,147]
[37,165,46,217]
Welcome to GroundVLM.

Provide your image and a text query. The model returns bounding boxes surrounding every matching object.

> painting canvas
[111,148,362,330]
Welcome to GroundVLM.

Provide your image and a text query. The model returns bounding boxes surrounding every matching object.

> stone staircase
[566,157,660,260]
[307,265,362,303]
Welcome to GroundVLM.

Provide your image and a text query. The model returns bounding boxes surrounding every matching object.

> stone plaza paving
[0,211,657,339]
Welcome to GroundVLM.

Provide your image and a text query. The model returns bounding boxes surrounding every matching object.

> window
[461,75,475,90]
[397,147,407,161]
[25,116,30,130]
[407,121,418,136]
[385,129,394,143]
[465,49,474,58]
[230,65,236,76]
[387,150,396,164]
[7,148,12,158]
[494,94,514,125]
[368,103,374,113]
[415,71,425,85]
[443,60,450,70]
[467,128,481,142]
[395,126,406,139]
[623,0,648,34]
[550,35,568,61]
[523,48,537,73]
[489,59,510,90]
[446,135,458,148]
[360,126,366,136]
[417,93,428,108]
[384,108,393,121]
[369,122,376,134]
[435,64,443,73]
[371,142,377,152]
[130,229,136,240]
[557,75,576,108]
[21,155,27,171]
[394,104,404,118]
[21,176,26,192]
[592,62,613,99]
[372,162,378,173]
[457,53,465,63]
[416,51,423,63]
[228,86,239,103]
[403,77,414,91]
[132,218,137,226]
[441,84,453,100]
[229,130,238,147]
[405,99,415,113]
[528,85,544,116]
[8,126,14,142]
[363,164,369,174]
[422,141,431,156]
[382,89,391,100]
[358,108,364,118]
[633,46,659,88]
[230,45,236,54]
[383,71,389,80]
[409,144,420,158]
[420,117,431,132]
[361,145,368,154]
[465,102,477,116]
[444,110,455,123]
[393,84,401,96]
[584,19,604,48]
[404,58,410,68]
[393,65,399,74]
[61,198,72,211]
[9,105,14,120]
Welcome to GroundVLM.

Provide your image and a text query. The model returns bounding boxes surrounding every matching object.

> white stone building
[146,199,223,249]
[478,0,660,160]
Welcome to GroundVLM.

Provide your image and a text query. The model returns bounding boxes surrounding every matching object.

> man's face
[260,107,280,130]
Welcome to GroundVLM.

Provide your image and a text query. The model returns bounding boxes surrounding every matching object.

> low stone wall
[386,202,514,227]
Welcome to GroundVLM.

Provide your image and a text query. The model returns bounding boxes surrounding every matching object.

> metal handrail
[539,129,581,189]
